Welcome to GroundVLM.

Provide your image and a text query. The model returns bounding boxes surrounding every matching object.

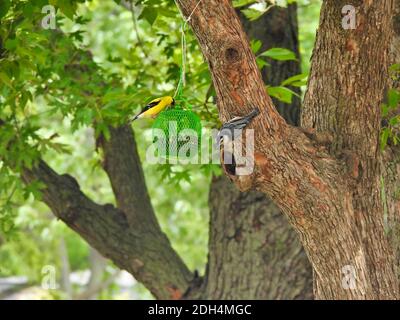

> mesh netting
[152,107,202,159]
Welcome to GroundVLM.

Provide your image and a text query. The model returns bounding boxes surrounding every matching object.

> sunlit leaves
[232,0,257,8]
[254,47,298,72]
[139,6,158,25]
[389,63,400,81]
[266,73,306,104]
[250,39,262,54]
[23,180,45,201]
[0,0,11,19]
[281,73,308,87]
[0,71,13,89]
[0,165,19,236]
[237,0,291,21]
[259,47,297,61]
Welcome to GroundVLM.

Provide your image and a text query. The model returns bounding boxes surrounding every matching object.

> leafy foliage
[381,88,400,150]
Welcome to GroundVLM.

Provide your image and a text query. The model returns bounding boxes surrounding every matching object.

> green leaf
[23,181,45,201]
[139,7,158,25]
[74,108,95,126]
[389,116,399,126]
[281,73,308,87]
[95,122,110,140]
[381,103,389,117]
[250,39,262,54]
[267,86,298,104]
[241,8,266,21]
[387,88,400,109]
[233,0,257,8]
[58,0,76,20]
[4,38,17,51]
[381,128,390,150]
[0,0,11,19]
[256,57,269,70]
[259,48,297,61]
[389,63,400,73]
[0,72,13,88]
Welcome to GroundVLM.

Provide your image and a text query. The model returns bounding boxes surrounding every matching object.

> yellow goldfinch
[131,96,175,121]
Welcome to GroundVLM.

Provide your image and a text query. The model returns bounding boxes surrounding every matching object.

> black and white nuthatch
[217,108,260,176]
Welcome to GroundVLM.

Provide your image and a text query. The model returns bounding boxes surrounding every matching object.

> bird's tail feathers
[245,107,260,121]
[129,113,140,123]
[224,107,260,128]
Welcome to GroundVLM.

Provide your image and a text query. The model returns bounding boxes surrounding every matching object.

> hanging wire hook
[174,0,203,25]
[173,24,186,99]
[183,0,203,25]
[173,0,203,99]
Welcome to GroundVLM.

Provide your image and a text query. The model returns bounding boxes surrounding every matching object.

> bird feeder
[151,106,202,160]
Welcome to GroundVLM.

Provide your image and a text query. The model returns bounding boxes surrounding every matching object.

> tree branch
[97,125,158,229]
[21,159,193,299]
[175,0,344,226]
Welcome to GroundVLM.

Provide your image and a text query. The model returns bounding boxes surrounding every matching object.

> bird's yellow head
[131,95,176,122]
[164,96,175,107]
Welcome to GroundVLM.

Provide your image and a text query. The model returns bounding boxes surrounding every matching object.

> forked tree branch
[0,27,194,298]
[175,0,344,228]
[21,159,193,299]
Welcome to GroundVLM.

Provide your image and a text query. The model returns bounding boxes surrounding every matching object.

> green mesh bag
[152,107,202,160]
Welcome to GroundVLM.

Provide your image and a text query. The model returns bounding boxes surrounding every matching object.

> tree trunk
[384,0,400,281]
[203,4,312,300]
[203,175,312,299]
[302,0,398,298]
[177,0,399,299]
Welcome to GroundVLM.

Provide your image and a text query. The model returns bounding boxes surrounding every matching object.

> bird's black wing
[140,99,161,113]
[216,107,260,144]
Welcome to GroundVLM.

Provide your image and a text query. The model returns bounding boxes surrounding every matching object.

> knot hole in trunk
[225,47,240,63]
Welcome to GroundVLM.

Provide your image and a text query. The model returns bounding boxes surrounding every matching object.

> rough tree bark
[384,0,400,278]
[301,0,399,298]
[203,4,312,300]
[176,0,399,299]
[203,175,312,299]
